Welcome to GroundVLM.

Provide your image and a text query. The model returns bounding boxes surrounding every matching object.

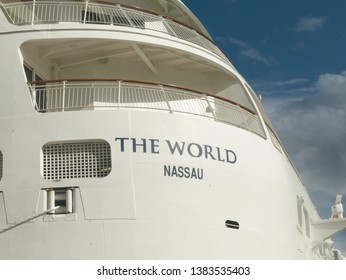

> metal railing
[27,79,265,138]
[0,1,229,63]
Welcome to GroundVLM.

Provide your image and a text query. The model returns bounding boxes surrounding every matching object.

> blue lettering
[226,149,237,164]
[204,145,217,160]
[131,138,147,153]
[171,166,177,177]
[216,147,225,162]
[198,168,203,180]
[116,137,237,166]
[163,165,203,180]
[166,141,185,155]
[191,168,197,179]
[164,165,171,176]
[150,139,160,154]
[187,143,203,158]
[184,167,190,178]
[115,137,129,152]
[178,166,184,178]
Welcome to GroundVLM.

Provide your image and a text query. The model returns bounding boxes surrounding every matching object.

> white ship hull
[0,0,344,259]
[0,110,330,259]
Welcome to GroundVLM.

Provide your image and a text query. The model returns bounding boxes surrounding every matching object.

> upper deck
[0,0,287,154]
[28,78,266,138]
[0,0,211,36]
[0,0,229,64]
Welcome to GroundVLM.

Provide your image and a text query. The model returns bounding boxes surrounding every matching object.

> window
[297,196,303,228]
[0,191,6,225]
[24,63,44,82]
[24,64,34,81]
[296,196,310,238]
[42,140,112,180]
[268,125,283,153]
[24,63,46,112]
[0,151,2,180]
[46,188,74,214]
[303,207,311,238]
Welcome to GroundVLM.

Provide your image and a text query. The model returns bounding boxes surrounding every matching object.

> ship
[0,0,345,259]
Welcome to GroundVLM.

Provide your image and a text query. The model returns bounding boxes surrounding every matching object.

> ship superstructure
[0,0,345,259]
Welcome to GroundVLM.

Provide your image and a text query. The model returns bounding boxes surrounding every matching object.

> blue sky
[184,0,346,256]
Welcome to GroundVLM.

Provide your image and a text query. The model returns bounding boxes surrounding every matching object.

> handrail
[94,1,215,43]
[0,1,230,64]
[27,79,266,138]
[28,78,257,115]
[0,0,214,43]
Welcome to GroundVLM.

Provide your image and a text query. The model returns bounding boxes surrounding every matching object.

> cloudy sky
[184,0,346,255]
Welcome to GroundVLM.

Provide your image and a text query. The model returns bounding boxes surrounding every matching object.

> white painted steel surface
[0,0,344,260]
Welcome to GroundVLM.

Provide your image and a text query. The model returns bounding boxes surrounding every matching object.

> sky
[183,0,346,256]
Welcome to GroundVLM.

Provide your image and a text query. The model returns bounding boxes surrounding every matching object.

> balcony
[28,79,266,138]
[0,1,229,64]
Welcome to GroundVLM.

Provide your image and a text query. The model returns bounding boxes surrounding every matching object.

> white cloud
[228,38,248,48]
[265,72,346,202]
[259,86,316,96]
[228,38,277,65]
[252,78,316,96]
[316,71,346,96]
[262,72,346,254]
[240,48,275,65]
[253,78,310,88]
[292,42,306,50]
[294,16,327,32]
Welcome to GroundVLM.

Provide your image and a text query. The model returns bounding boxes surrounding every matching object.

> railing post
[204,94,216,118]
[28,83,38,110]
[31,0,36,25]
[160,16,178,37]
[83,0,89,24]
[160,85,172,113]
[0,2,14,24]
[238,106,249,129]
[58,1,63,23]
[194,30,209,49]
[62,80,66,112]
[117,80,122,109]
[117,4,135,27]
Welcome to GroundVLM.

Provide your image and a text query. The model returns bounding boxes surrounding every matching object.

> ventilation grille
[42,141,111,180]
